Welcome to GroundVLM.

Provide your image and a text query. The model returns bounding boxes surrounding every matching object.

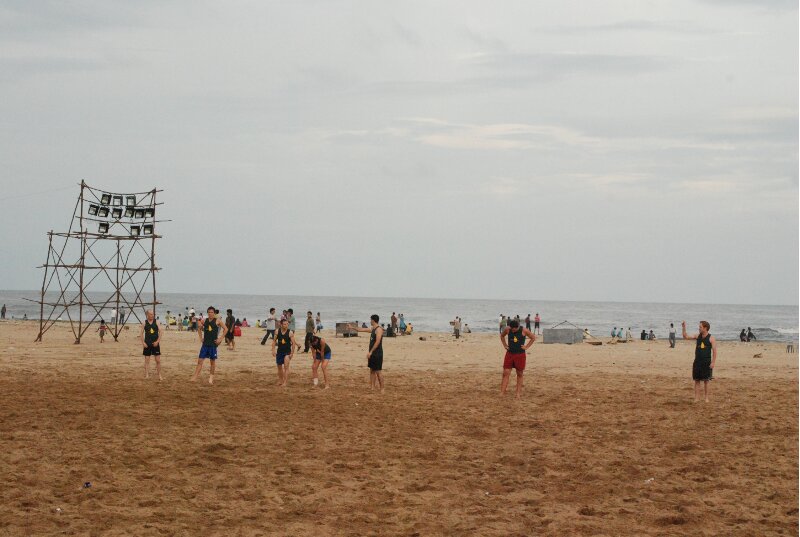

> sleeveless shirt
[144,320,159,345]
[369,327,383,358]
[507,328,526,354]
[276,328,292,353]
[203,318,219,346]
[695,334,712,362]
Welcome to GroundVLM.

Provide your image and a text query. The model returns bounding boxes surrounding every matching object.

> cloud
[536,19,715,35]
[466,51,677,81]
[0,55,118,82]
[697,0,797,11]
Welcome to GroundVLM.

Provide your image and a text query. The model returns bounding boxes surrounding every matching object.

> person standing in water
[310,334,332,389]
[191,306,227,385]
[500,318,536,399]
[353,314,385,392]
[682,320,717,402]
[271,318,297,387]
[141,310,163,381]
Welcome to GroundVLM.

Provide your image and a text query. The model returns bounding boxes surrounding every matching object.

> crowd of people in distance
[496,313,541,335]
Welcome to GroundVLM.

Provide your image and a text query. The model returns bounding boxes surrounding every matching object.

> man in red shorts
[500,318,536,398]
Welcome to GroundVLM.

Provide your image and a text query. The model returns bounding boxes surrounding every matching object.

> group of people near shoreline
[131,304,719,403]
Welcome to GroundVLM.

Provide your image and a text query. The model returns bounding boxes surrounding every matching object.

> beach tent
[542,321,584,344]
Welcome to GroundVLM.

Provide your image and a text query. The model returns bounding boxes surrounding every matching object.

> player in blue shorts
[191,306,227,385]
[271,318,297,387]
[310,334,332,389]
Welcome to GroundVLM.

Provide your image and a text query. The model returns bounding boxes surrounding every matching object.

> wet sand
[1,321,797,536]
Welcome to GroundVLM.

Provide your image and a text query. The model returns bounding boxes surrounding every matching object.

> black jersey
[695,334,712,362]
[369,327,383,358]
[507,328,526,353]
[276,328,293,353]
[144,320,159,345]
[203,318,219,346]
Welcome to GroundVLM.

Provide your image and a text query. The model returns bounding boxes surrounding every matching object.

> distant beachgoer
[303,311,315,353]
[316,312,322,332]
[241,318,249,328]
[191,306,227,385]
[669,323,676,348]
[583,328,591,339]
[119,307,125,324]
[611,326,617,337]
[740,329,747,342]
[182,316,189,330]
[525,314,531,331]
[141,310,163,381]
[23,313,28,321]
[391,312,398,333]
[617,327,624,338]
[746,327,756,342]
[398,314,406,334]
[454,317,462,339]
[641,329,647,340]
[272,318,297,387]
[98,319,108,342]
[500,319,536,399]
[287,309,302,352]
[225,309,236,350]
[353,315,385,392]
[261,308,278,344]
[405,323,413,335]
[1,304,6,319]
[310,334,332,389]
[464,324,471,334]
[649,330,656,341]
[499,315,507,333]
[682,320,717,402]
[534,313,541,335]
[625,327,632,342]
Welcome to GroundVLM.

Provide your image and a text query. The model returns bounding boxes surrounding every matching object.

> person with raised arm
[353,314,385,392]
[682,320,717,402]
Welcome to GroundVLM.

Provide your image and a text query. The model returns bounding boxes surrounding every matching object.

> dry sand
[1,321,797,536]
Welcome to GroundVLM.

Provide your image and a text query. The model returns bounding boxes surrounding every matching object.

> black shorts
[143,344,161,356]
[534,322,540,329]
[225,331,234,342]
[368,353,383,371]
[693,357,712,381]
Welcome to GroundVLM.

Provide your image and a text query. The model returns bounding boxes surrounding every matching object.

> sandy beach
[1,320,797,536]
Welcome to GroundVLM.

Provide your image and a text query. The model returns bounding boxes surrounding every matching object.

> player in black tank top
[191,307,227,385]
[354,315,385,392]
[140,310,163,381]
[682,320,717,402]
[499,319,536,399]
[310,335,332,389]
[271,318,297,387]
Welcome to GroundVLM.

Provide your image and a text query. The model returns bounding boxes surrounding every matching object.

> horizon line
[1,288,797,309]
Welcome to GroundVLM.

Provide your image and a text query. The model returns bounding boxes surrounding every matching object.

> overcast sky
[0,0,797,305]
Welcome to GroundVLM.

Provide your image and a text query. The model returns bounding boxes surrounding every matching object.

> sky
[0,0,797,305]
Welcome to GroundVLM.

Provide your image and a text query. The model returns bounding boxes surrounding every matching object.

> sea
[1,290,797,343]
